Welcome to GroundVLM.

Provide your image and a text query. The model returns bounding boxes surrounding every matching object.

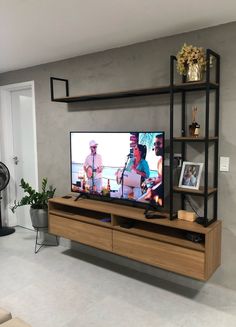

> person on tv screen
[141,134,164,205]
[116,144,150,200]
[153,134,163,184]
[127,144,150,179]
[83,140,103,192]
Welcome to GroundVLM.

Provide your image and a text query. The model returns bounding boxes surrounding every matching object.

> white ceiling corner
[0,0,236,73]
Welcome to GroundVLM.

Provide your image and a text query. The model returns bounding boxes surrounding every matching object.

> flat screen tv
[70,132,164,209]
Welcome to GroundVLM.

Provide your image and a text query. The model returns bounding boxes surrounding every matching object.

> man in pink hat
[83,140,103,192]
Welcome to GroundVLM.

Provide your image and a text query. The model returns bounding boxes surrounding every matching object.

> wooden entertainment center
[49,197,221,281]
[49,48,221,280]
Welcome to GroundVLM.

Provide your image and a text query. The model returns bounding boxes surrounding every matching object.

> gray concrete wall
[0,21,235,286]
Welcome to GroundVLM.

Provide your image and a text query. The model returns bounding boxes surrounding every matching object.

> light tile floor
[0,227,236,327]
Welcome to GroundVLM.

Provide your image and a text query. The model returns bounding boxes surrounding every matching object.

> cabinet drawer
[113,230,205,280]
[49,214,112,251]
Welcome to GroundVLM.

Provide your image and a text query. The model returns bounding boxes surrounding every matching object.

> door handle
[13,156,19,165]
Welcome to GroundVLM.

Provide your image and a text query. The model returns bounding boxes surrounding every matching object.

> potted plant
[11,178,56,228]
[176,43,207,81]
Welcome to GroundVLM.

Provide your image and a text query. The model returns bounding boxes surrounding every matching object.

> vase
[186,63,203,82]
[30,208,48,229]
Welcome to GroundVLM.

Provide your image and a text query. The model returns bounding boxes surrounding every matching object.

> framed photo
[179,161,203,190]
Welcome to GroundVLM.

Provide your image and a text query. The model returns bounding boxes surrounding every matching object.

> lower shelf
[173,186,217,196]
[113,223,205,251]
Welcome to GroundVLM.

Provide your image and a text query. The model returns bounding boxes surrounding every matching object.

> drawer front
[113,230,205,280]
[49,214,112,251]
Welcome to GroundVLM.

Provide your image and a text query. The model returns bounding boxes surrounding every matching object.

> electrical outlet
[220,156,230,172]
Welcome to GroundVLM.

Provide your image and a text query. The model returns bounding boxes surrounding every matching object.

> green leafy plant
[11,178,56,213]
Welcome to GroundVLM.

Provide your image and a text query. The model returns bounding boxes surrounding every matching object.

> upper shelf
[173,136,218,142]
[51,81,219,103]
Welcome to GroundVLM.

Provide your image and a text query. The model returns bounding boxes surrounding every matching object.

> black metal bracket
[34,227,59,254]
[50,77,69,101]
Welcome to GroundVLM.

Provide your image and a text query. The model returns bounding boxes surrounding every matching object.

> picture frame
[178,161,203,190]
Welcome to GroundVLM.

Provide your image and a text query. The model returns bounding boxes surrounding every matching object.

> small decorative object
[176,43,207,82]
[179,161,203,190]
[187,63,203,82]
[189,106,200,137]
[178,210,197,222]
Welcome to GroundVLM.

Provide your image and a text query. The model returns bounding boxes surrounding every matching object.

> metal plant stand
[34,226,59,254]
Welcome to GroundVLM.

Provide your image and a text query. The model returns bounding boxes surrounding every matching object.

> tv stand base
[74,193,83,201]
[48,197,221,281]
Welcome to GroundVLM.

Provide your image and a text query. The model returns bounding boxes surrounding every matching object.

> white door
[0,82,38,229]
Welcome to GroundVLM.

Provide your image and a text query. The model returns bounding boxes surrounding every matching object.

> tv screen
[70,132,164,208]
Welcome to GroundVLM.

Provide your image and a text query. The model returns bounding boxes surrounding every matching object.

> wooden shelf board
[113,224,205,252]
[173,81,218,92]
[173,136,218,142]
[53,86,170,102]
[49,209,112,228]
[173,186,217,195]
[52,82,219,103]
[49,197,219,234]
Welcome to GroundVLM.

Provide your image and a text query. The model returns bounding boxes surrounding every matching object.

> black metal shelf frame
[169,49,220,227]
[50,77,69,101]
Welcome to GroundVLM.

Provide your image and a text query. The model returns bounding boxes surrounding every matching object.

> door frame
[0,81,38,226]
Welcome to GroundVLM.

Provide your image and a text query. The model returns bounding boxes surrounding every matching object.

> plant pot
[186,63,203,82]
[30,208,48,229]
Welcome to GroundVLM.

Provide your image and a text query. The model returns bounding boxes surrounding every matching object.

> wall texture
[1,21,236,286]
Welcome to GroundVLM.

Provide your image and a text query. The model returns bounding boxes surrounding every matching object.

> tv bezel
[70,131,165,210]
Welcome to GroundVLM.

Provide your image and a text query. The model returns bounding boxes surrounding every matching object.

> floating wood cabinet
[49,197,221,281]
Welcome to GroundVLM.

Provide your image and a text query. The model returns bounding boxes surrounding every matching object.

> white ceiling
[1,0,236,73]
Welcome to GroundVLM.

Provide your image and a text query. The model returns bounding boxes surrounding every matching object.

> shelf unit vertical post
[203,49,220,226]
[181,75,187,210]
[209,50,220,223]
[203,50,211,226]
[169,56,175,219]
[214,52,220,220]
